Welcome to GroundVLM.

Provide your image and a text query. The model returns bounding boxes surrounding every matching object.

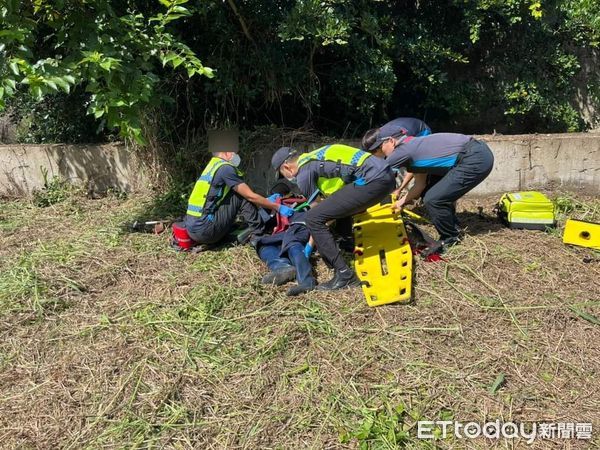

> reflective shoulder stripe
[316,145,331,160]
[350,149,369,166]
[197,159,223,182]
[200,158,238,182]
[299,145,332,167]
[187,204,203,213]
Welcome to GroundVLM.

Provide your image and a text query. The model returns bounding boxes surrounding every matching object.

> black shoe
[261,266,296,286]
[248,234,262,248]
[236,227,253,244]
[316,269,361,291]
[238,228,264,245]
[287,283,316,297]
[421,236,461,259]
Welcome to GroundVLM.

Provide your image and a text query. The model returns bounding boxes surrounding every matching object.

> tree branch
[225,0,255,44]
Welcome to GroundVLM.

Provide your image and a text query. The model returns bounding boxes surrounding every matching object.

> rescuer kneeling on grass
[362,131,494,255]
[271,144,395,290]
[185,149,294,246]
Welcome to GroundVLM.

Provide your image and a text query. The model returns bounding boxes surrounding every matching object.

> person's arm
[234,183,281,212]
[297,166,319,201]
[392,173,427,211]
[398,172,414,193]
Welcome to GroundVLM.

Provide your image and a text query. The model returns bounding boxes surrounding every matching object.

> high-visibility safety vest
[297,144,371,196]
[186,157,242,217]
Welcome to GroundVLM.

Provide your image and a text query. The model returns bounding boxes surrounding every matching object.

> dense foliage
[1,0,599,144]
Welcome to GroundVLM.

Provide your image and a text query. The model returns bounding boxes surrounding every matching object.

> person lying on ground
[271,144,395,291]
[256,210,316,297]
[362,132,494,253]
[184,150,294,246]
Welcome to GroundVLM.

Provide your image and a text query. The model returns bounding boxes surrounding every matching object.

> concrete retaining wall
[246,133,600,195]
[471,133,600,194]
[1,133,599,198]
[0,143,148,197]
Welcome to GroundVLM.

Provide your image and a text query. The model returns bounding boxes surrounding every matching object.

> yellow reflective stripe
[317,177,345,196]
[187,157,241,217]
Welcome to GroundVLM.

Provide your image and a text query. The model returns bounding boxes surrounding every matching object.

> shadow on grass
[457,210,506,236]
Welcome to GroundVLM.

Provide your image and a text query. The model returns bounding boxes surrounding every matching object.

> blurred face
[280,160,299,180]
[220,151,240,167]
[371,148,385,158]
[381,137,397,157]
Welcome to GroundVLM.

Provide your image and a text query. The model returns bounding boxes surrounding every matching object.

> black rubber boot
[316,269,360,291]
[261,266,296,286]
[286,282,316,297]
[421,236,461,259]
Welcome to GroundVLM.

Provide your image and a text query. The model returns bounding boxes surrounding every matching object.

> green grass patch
[0,239,88,317]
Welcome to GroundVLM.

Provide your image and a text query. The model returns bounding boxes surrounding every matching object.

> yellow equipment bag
[497,191,556,230]
[563,219,600,250]
[353,203,412,307]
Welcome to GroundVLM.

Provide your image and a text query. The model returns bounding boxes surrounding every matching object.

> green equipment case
[497,191,556,230]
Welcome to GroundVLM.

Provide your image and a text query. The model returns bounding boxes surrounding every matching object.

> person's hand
[278,204,295,217]
[303,243,313,258]
[392,196,409,213]
[267,193,282,203]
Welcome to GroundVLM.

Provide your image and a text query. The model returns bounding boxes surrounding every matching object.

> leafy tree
[0,0,213,143]
[1,0,599,143]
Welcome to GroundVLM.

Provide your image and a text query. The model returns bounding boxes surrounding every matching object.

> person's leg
[257,244,296,285]
[188,191,244,244]
[237,194,265,235]
[306,174,395,290]
[286,243,316,296]
[307,177,394,271]
[423,141,494,241]
[209,191,265,245]
[258,244,293,271]
[287,243,315,287]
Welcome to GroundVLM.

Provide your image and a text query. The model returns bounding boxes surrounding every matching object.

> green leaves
[9,60,19,75]
[488,373,506,395]
[529,1,543,19]
[279,0,351,46]
[1,0,598,143]
[0,0,212,144]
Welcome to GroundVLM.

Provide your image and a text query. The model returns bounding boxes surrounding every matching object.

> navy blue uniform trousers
[422,140,494,240]
[306,174,396,272]
[185,192,264,244]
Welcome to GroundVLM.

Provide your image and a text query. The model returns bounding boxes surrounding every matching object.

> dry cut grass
[0,189,599,449]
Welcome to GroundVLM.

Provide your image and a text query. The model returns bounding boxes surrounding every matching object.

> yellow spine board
[353,203,412,307]
[563,219,600,250]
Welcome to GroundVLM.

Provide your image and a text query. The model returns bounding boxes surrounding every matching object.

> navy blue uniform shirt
[385,133,472,175]
[380,117,431,137]
[297,154,391,198]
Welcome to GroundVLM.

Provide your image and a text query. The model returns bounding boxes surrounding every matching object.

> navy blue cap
[366,121,409,151]
[271,146,296,171]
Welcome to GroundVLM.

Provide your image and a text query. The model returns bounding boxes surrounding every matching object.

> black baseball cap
[365,122,409,151]
[271,146,296,172]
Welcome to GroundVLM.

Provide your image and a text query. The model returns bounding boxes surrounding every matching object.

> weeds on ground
[32,168,76,207]
[0,240,87,317]
[0,192,599,448]
[553,192,600,223]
